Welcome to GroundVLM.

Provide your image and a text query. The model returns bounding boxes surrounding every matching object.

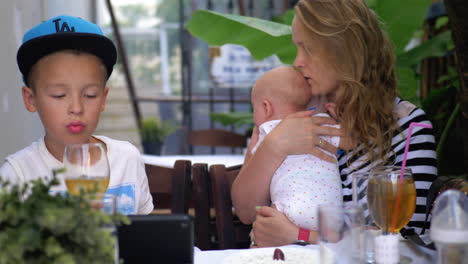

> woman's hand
[325,103,357,151]
[252,206,299,247]
[267,110,341,162]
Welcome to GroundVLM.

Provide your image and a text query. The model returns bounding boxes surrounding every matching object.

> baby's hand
[244,126,260,162]
[248,126,260,149]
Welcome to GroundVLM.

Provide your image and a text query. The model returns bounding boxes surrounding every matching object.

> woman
[231,0,437,247]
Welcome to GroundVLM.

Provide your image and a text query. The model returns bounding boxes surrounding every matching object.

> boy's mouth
[67,121,85,134]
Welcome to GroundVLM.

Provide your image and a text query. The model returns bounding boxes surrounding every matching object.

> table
[142,154,245,168]
[194,241,437,264]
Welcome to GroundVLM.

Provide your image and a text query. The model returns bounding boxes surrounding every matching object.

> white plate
[222,247,321,264]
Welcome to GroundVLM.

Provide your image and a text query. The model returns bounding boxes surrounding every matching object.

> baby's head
[251,66,311,127]
[16,15,117,156]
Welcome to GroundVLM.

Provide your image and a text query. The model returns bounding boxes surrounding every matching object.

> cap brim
[17,32,117,85]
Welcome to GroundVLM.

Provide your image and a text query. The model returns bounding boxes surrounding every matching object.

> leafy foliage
[209,112,253,128]
[0,178,129,264]
[422,66,463,175]
[367,0,431,55]
[140,117,175,143]
[186,10,296,64]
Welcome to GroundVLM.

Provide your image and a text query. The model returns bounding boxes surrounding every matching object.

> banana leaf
[397,31,452,68]
[186,10,296,64]
[369,0,431,55]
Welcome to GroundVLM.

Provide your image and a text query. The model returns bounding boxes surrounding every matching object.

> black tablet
[117,214,194,264]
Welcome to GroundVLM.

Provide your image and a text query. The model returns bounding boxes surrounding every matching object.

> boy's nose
[68,97,83,115]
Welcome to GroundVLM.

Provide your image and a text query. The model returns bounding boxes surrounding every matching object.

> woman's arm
[232,133,285,224]
[252,206,318,247]
[232,110,341,224]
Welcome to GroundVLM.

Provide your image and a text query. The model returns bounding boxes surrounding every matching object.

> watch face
[293,240,308,246]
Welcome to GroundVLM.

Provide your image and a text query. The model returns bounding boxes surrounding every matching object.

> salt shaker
[374,234,399,264]
[430,190,468,264]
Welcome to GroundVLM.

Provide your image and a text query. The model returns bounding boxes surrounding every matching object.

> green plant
[0,177,129,264]
[140,117,175,143]
[422,66,463,175]
[209,112,253,128]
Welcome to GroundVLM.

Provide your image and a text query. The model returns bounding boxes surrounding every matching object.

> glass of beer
[366,166,416,234]
[63,142,110,196]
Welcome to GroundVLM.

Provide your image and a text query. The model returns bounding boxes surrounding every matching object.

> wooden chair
[191,163,217,250]
[209,164,252,249]
[188,129,248,154]
[145,160,192,214]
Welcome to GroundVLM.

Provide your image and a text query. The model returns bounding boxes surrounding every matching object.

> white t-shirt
[0,135,153,215]
[252,115,342,231]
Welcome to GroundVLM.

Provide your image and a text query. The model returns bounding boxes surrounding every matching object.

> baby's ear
[100,87,110,112]
[263,99,274,118]
[22,86,37,112]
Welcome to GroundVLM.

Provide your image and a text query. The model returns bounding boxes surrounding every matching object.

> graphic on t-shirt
[107,184,136,214]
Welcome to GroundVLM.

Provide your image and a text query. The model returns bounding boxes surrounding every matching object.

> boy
[0,15,153,215]
[249,66,342,232]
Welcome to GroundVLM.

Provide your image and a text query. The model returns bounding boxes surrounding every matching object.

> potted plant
[140,117,175,155]
[0,177,129,263]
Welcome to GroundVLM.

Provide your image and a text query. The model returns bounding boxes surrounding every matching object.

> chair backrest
[188,129,248,148]
[191,163,215,250]
[421,176,468,234]
[209,164,252,249]
[145,160,192,214]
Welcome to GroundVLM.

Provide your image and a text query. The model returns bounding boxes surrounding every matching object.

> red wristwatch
[292,228,310,246]
[298,228,310,241]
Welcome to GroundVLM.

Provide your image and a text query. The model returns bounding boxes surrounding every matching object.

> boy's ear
[100,87,110,112]
[262,99,274,119]
[22,86,37,112]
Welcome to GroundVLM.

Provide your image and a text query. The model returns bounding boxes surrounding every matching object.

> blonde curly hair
[295,0,399,163]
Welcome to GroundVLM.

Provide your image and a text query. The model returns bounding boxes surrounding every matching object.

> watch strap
[298,228,310,242]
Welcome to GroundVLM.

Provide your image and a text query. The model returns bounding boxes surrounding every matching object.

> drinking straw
[390,122,433,232]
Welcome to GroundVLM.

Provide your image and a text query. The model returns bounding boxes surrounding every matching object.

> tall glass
[63,142,110,195]
[366,166,416,234]
[352,172,381,263]
[318,203,365,263]
[353,166,416,263]
[91,193,119,264]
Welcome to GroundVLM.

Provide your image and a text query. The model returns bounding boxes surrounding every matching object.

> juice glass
[63,142,110,195]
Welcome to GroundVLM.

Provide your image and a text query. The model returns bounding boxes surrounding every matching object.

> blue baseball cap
[17,15,117,86]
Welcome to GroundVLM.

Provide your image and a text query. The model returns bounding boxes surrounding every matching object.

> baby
[250,66,343,231]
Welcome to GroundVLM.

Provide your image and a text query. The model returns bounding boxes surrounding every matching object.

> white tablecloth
[194,241,437,264]
[142,154,245,168]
